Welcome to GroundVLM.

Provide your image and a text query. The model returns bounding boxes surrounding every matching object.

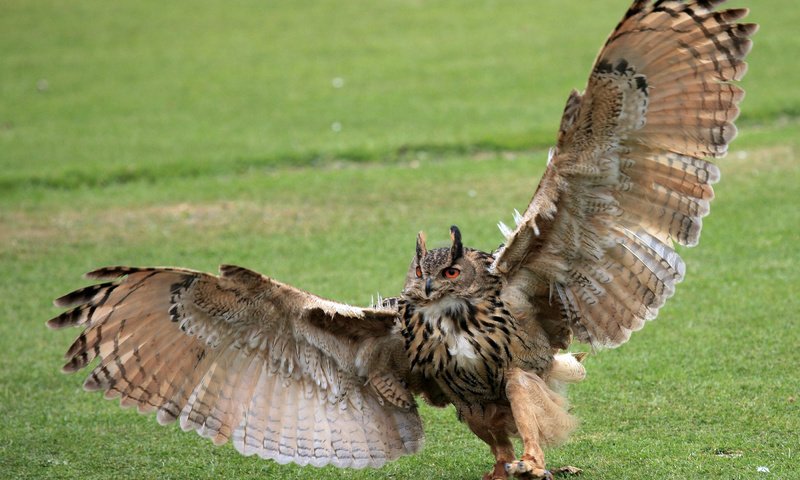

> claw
[504,461,550,479]
[504,461,530,474]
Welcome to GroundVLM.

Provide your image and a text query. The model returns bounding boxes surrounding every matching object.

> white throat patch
[419,298,479,362]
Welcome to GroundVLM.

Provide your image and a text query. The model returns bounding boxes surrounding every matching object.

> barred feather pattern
[48,265,423,468]
[492,0,755,348]
[47,2,757,477]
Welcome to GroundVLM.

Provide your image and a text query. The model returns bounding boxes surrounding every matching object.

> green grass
[2,0,800,188]
[1,1,799,479]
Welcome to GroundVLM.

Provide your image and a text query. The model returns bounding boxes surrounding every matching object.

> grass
[2,0,800,188]
[1,0,799,479]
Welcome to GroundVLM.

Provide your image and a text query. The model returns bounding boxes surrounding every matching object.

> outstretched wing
[48,265,422,468]
[493,0,756,348]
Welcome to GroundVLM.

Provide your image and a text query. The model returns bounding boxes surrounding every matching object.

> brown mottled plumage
[48,1,755,478]
[50,265,421,467]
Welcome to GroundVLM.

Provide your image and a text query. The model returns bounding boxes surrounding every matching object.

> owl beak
[425,277,433,297]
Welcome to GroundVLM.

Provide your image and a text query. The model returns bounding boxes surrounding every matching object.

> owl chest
[401,299,514,403]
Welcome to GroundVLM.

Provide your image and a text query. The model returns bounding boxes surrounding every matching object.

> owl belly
[402,298,513,405]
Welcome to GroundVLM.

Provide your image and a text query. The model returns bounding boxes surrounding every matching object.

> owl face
[402,226,481,303]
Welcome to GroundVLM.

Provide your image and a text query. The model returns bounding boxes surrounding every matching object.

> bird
[47,1,755,479]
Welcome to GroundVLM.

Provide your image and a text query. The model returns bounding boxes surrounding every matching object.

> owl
[47,1,755,479]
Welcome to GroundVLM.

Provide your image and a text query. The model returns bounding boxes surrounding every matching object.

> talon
[505,461,525,474]
[506,460,553,478]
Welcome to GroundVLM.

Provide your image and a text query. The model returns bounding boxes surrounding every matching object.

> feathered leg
[487,442,517,480]
[461,405,516,480]
[504,368,562,480]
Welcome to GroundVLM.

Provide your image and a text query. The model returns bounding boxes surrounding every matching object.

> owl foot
[483,459,512,480]
[482,474,508,480]
[504,459,552,479]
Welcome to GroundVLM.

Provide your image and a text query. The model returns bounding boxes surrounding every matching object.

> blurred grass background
[2,0,799,187]
[1,0,798,478]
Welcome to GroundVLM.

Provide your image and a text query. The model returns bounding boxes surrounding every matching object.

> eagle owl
[47,1,755,478]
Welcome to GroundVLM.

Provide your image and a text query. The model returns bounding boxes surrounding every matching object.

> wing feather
[48,265,422,468]
[234,362,272,456]
[493,0,755,348]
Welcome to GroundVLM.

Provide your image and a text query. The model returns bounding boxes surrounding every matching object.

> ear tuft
[416,231,427,260]
[449,225,463,262]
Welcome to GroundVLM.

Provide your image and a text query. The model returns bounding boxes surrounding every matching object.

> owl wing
[47,265,422,468]
[492,0,756,348]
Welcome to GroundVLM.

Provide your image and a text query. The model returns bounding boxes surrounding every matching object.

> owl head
[402,226,490,303]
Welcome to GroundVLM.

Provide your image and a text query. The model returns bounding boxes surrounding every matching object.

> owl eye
[443,267,460,279]
[415,266,423,278]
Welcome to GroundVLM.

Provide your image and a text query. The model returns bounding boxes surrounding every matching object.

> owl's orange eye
[443,267,460,279]
[415,266,423,278]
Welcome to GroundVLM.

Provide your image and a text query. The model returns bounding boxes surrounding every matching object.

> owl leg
[486,445,516,480]
[504,368,552,480]
[461,406,515,480]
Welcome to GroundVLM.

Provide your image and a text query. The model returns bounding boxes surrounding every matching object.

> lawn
[1,0,799,479]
